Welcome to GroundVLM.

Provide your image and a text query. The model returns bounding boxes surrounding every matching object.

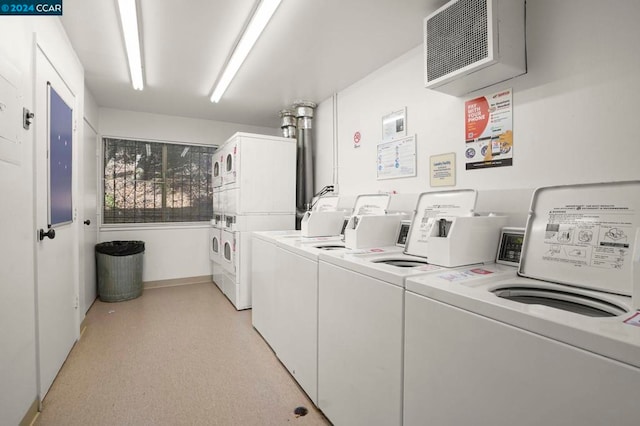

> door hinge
[74,295,79,310]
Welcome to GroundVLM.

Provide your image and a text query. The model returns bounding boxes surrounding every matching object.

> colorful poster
[464,89,513,170]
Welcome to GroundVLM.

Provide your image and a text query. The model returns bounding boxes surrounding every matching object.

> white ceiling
[61,0,447,128]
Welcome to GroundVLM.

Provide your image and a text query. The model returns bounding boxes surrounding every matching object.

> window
[103,137,214,224]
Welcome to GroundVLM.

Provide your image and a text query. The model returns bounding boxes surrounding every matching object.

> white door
[34,46,79,399]
[80,120,98,313]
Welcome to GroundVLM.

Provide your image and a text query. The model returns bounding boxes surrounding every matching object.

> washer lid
[313,195,340,212]
[352,194,390,215]
[519,181,640,296]
[404,189,478,258]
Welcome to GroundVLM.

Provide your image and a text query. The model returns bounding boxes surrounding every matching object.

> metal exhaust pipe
[292,100,316,228]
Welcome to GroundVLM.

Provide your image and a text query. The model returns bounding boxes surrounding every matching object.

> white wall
[314,0,640,202]
[0,17,85,425]
[98,109,279,282]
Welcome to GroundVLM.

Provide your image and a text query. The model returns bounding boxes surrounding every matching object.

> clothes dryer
[221,138,237,187]
[212,151,223,188]
[209,216,222,281]
[210,214,225,290]
[403,181,640,426]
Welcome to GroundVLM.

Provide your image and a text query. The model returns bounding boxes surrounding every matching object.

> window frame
[100,135,217,228]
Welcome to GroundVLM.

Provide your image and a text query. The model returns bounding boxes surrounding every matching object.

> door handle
[39,228,56,241]
[84,219,91,225]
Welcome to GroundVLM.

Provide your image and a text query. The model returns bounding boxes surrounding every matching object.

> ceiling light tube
[117,0,144,90]
[210,0,282,103]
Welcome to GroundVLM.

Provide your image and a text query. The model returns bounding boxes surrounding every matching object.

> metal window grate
[425,0,489,82]
[103,138,214,224]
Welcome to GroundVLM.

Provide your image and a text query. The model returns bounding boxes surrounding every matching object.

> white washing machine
[403,181,640,426]
[251,229,305,348]
[267,193,399,405]
[251,194,349,352]
[219,214,293,310]
[315,189,510,426]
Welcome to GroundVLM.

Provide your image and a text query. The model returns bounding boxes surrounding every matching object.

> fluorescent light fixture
[210,0,282,103]
[117,0,144,90]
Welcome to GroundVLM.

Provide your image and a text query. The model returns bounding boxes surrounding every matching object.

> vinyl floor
[34,282,330,426]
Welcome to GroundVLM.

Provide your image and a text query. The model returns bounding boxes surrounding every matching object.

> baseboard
[144,275,212,289]
[19,398,39,426]
[80,316,88,338]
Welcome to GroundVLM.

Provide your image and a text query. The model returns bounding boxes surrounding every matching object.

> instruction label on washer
[542,204,634,270]
[436,268,494,282]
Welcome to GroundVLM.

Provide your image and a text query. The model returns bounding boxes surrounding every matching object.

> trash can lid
[96,241,145,256]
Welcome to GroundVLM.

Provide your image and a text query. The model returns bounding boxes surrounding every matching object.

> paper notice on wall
[377,135,416,180]
[465,89,513,170]
[430,152,456,187]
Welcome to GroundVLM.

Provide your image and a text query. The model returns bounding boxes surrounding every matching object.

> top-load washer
[403,181,640,426]
[316,189,509,426]
[251,229,307,347]
[251,194,348,351]
[266,193,401,405]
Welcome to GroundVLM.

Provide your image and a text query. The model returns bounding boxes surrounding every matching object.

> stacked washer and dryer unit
[209,132,296,310]
[403,181,640,426]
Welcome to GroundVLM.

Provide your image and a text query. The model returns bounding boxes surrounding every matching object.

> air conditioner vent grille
[425,0,489,82]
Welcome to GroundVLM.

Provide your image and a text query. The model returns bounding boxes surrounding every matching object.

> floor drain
[294,406,308,417]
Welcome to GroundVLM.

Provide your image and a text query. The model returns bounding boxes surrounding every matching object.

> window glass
[103,138,214,224]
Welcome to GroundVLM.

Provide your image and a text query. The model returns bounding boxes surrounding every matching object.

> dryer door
[221,230,236,274]
[223,143,237,186]
[209,227,221,263]
[213,153,223,188]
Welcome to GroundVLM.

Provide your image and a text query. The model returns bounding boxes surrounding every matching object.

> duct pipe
[293,100,317,228]
[279,109,297,138]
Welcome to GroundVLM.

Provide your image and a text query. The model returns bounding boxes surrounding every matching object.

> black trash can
[95,241,145,302]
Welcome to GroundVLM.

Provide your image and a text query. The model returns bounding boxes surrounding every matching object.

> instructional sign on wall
[430,152,456,187]
[377,134,416,180]
[465,89,513,170]
[382,107,407,142]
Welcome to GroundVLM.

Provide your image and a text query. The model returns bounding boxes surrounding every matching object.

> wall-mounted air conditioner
[424,0,526,96]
